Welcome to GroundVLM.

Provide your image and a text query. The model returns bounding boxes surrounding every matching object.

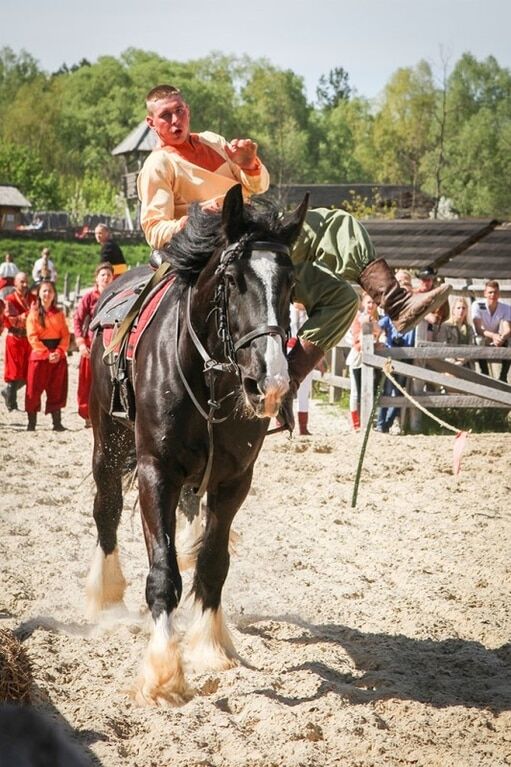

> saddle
[91,264,174,420]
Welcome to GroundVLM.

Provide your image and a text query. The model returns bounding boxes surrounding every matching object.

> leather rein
[175,237,291,497]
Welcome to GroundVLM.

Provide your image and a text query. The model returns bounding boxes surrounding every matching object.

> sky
[3,0,511,101]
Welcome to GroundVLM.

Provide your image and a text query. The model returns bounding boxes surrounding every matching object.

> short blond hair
[146,84,182,111]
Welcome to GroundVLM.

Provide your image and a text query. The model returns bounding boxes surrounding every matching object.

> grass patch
[0,236,151,291]
[413,407,510,435]
[311,380,350,411]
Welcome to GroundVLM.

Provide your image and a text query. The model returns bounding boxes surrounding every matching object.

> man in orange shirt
[137,85,269,249]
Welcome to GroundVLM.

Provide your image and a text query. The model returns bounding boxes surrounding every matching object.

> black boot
[1,383,17,411]
[51,410,66,432]
[279,339,325,433]
[359,258,451,333]
[27,412,37,431]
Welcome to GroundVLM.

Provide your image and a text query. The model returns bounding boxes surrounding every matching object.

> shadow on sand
[238,615,511,713]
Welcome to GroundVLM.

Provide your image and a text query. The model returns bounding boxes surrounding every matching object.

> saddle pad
[102,277,175,361]
[90,284,145,332]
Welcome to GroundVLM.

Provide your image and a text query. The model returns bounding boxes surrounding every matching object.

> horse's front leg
[175,486,203,572]
[185,470,253,673]
[86,413,133,619]
[133,455,192,707]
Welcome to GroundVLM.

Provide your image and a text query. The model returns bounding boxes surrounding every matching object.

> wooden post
[63,273,69,302]
[328,346,345,403]
[361,323,375,429]
[74,275,81,303]
[409,321,427,434]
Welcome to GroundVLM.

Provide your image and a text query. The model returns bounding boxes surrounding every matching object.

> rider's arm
[200,131,270,196]
[137,151,185,250]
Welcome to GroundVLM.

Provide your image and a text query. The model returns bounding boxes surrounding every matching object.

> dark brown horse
[86,185,308,705]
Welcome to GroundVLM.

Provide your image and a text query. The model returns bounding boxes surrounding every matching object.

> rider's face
[146,96,190,147]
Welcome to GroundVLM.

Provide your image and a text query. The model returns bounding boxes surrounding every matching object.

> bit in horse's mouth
[242,377,272,417]
[243,377,281,418]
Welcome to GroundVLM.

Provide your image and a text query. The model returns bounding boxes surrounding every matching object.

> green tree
[316,66,351,109]
[437,54,511,216]
[0,47,41,133]
[2,75,62,173]
[0,142,61,209]
[311,96,374,182]
[239,64,312,184]
[370,61,436,208]
[56,56,134,179]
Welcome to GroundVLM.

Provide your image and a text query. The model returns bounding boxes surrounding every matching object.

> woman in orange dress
[25,280,70,431]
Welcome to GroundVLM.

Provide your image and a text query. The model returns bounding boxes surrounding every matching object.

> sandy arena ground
[1,353,510,767]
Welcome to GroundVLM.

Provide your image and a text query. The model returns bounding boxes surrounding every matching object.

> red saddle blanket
[102,277,175,361]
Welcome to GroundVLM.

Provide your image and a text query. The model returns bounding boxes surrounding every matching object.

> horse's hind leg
[86,416,133,619]
[185,474,252,672]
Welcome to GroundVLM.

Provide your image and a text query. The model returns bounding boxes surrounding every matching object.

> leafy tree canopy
[0,47,510,218]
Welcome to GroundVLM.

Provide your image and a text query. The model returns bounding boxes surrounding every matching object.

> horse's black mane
[162,197,291,286]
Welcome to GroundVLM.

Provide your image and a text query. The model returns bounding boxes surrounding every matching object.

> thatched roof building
[111,121,157,156]
[363,219,498,272]
[0,185,31,231]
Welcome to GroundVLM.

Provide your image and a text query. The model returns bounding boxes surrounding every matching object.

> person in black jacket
[94,224,127,278]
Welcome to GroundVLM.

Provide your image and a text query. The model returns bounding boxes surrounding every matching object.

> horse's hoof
[185,606,239,673]
[128,678,194,707]
[185,647,239,674]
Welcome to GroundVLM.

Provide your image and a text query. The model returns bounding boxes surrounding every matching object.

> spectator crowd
[345,271,511,435]
[1,240,510,434]
[0,228,125,431]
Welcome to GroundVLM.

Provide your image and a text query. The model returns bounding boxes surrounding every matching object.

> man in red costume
[73,262,114,424]
[2,272,35,411]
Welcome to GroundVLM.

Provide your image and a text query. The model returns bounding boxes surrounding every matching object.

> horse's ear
[222,184,245,243]
[281,193,309,244]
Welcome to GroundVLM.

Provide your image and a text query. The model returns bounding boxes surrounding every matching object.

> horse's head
[214,185,308,419]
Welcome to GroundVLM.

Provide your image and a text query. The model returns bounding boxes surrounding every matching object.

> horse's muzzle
[243,375,289,418]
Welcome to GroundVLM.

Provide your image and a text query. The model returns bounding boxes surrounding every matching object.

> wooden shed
[437,223,511,282]
[273,183,434,218]
[111,121,158,200]
[363,218,498,273]
[0,185,31,231]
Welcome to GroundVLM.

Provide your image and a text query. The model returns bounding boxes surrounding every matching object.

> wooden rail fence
[313,324,511,432]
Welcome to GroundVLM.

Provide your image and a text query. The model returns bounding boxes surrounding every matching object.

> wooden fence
[313,324,511,431]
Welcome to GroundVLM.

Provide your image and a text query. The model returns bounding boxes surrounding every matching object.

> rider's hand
[226,138,259,171]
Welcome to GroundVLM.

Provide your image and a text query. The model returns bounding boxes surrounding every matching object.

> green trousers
[291,208,376,351]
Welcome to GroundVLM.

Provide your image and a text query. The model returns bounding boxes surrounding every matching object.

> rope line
[351,358,468,508]
[381,359,461,434]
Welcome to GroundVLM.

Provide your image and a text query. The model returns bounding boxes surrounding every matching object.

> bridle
[175,235,292,496]
[214,236,291,364]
